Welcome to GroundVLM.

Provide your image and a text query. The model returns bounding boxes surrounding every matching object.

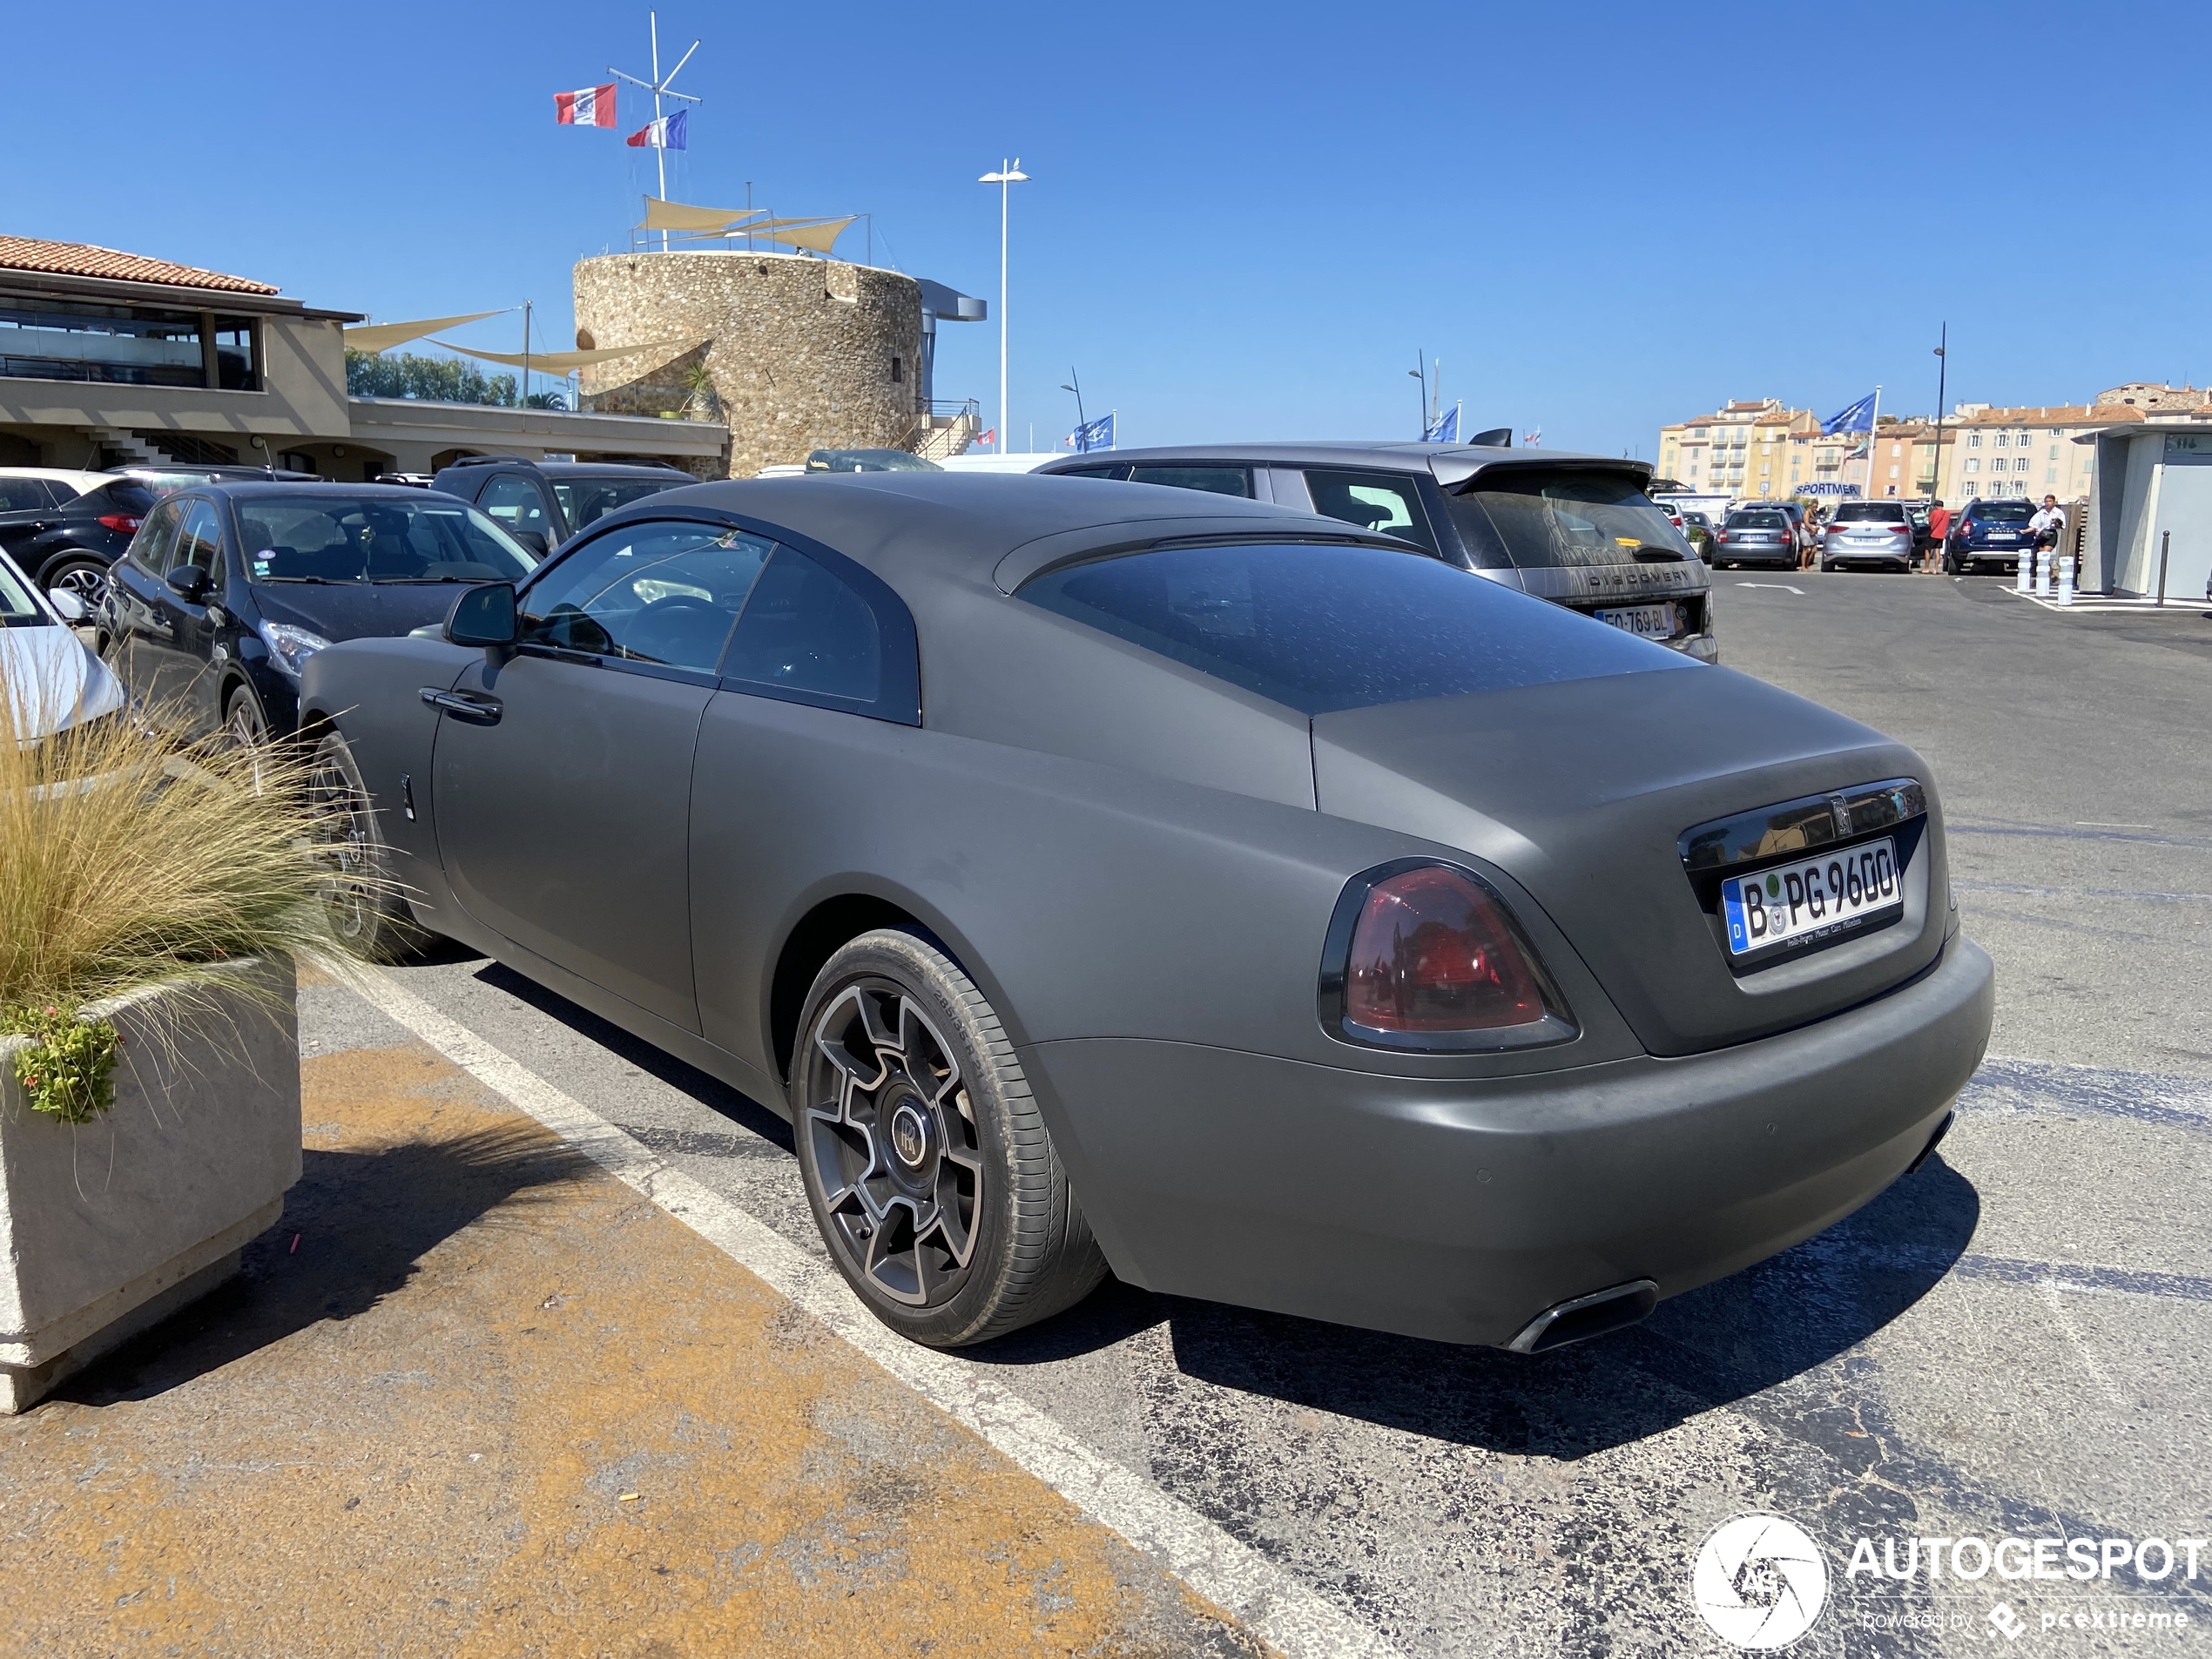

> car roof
[0,467,111,489]
[536,462,691,478]
[617,472,1410,594]
[1035,441,1653,489]
[195,482,465,502]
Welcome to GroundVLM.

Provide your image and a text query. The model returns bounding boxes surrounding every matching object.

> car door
[475,471,561,556]
[140,497,229,732]
[105,496,189,706]
[430,516,775,1032]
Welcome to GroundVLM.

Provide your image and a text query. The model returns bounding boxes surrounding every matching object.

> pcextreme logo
[1693,1514,1830,1649]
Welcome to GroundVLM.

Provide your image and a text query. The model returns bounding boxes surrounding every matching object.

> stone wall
[573,252,923,479]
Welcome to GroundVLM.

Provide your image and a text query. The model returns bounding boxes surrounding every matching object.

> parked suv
[428,456,693,554]
[1942,498,2038,575]
[1820,500,1918,571]
[1035,443,1716,660]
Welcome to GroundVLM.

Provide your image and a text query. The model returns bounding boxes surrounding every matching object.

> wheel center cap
[889,1101,931,1168]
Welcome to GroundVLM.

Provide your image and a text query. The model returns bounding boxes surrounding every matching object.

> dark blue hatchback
[100,483,538,747]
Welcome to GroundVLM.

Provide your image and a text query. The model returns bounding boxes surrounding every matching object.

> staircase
[83,426,166,469]
[912,400,981,462]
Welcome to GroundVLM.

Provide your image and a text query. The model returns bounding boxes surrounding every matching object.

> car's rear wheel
[792,929,1108,1346]
[44,556,110,610]
[309,730,427,962]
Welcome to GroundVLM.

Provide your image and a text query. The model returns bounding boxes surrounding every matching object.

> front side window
[237,495,537,583]
[1447,469,1690,569]
[1301,469,1440,554]
[1021,542,1683,717]
[173,501,225,578]
[0,550,44,624]
[521,521,772,673]
[130,498,187,572]
[1126,465,1251,497]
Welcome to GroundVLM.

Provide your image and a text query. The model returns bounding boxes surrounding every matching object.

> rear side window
[131,499,187,572]
[1021,541,1685,717]
[0,478,55,511]
[1446,470,1689,569]
[552,477,683,529]
[1301,469,1440,555]
[722,548,890,710]
[1052,464,1125,480]
[1127,465,1251,497]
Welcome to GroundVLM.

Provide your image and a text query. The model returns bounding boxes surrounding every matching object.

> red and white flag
[553,84,617,128]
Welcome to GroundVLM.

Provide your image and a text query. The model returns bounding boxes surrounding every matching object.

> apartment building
[1932,403,2129,504]
[1656,399,1817,497]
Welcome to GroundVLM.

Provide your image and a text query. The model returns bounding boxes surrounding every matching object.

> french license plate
[1990,533,2018,543]
[1720,838,1901,956]
[1595,602,1677,639]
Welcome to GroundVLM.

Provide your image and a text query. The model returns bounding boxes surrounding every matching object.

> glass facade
[0,299,258,389]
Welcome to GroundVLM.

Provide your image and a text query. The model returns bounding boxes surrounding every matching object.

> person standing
[2029,495,2067,587]
[1926,498,1952,574]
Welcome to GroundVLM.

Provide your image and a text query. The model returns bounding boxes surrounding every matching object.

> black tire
[792,928,1109,1346]
[43,556,111,610]
[309,730,428,962]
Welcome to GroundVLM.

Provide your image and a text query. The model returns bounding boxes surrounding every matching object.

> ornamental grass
[2,664,345,1107]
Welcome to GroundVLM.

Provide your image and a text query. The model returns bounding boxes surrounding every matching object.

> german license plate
[1595,602,1677,639]
[1720,838,1901,956]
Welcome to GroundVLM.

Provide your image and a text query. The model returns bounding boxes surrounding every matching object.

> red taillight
[1715,531,1728,543]
[1343,865,1550,1034]
[99,513,142,533]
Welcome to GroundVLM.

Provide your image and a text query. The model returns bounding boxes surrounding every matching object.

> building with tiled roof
[0,236,280,296]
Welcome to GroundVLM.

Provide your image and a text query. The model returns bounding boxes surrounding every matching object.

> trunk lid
[1311,665,1949,1056]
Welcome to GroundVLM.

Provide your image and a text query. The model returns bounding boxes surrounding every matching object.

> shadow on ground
[58,1123,577,1407]
[976,1157,1981,1460]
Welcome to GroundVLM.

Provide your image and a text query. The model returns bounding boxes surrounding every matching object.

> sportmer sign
[1692,1514,2204,1648]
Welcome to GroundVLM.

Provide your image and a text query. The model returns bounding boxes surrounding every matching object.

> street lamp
[1061,368,1086,449]
[979,158,1029,453]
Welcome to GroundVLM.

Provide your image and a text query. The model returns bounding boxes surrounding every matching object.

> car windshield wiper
[256,575,353,583]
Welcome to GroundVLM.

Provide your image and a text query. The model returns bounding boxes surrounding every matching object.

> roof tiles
[0,235,279,295]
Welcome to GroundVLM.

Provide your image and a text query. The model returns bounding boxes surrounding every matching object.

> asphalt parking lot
[311,572,2212,1657]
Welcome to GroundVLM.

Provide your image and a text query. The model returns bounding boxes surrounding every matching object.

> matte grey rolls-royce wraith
[300,475,1993,1352]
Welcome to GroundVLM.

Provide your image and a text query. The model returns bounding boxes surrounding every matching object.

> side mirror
[510,529,549,557]
[45,588,87,623]
[446,582,518,650]
[165,563,210,602]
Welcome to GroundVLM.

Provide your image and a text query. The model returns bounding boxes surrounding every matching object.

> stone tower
[573,250,924,478]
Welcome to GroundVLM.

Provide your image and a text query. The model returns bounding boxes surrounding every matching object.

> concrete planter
[0,958,299,1412]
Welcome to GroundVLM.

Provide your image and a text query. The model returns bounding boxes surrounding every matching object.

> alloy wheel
[804,981,985,1306]
[50,562,109,609]
[308,750,375,946]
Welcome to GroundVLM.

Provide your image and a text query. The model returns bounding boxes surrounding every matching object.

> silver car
[1820,501,1919,571]
[1036,443,1717,661]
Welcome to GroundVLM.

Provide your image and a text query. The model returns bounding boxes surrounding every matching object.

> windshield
[1446,471,1689,568]
[1833,502,1907,522]
[1976,501,2035,523]
[0,556,48,626]
[806,449,943,473]
[236,496,539,583]
[552,477,685,530]
[1021,542,1686,716]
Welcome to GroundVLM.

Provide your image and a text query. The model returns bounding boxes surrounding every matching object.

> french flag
[554,84,617,128]
[626,109,688,150]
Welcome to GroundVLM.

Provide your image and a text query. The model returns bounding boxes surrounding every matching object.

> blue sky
[4,1,2205,455]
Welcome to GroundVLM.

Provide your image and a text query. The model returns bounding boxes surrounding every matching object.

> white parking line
[1735,582,1804,594]
[340,964,1403,1659]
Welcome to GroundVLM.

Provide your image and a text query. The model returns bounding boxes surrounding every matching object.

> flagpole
[651,12,667,253]
[1865,385,1882,499]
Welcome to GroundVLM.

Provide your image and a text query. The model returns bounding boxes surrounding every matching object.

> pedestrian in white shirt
[2029,495,2067,589]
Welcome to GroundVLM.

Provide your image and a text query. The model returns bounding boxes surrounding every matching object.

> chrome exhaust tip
[1505,1278,1660,1354]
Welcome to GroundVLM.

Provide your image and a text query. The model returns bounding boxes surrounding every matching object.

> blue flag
[1069,412,1115,453]
[1423,403,1460,442]
[1822,392,1877,435]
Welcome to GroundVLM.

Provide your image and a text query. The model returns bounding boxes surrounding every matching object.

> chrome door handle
[419,687,502,725]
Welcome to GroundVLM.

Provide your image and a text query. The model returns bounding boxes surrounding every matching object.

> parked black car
[0,463,321,608]
[1942,498,2038,575]
[428,456,693,555]
[103,483,538,746]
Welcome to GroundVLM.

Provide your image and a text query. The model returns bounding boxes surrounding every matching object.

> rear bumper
[1029,936,1994,1347]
